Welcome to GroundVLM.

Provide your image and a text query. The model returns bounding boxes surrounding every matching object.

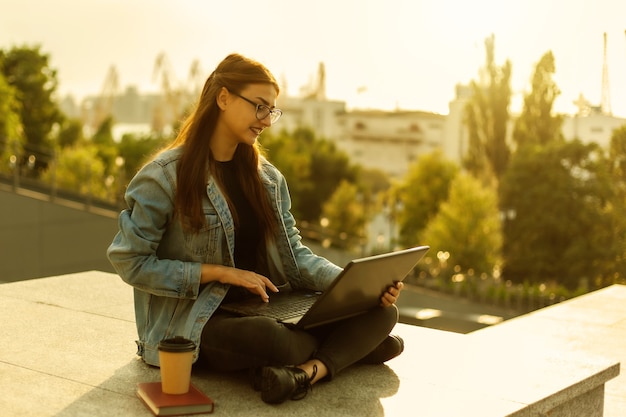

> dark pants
[199,305,398,379]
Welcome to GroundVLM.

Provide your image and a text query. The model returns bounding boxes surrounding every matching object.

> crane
[152,52,183,133]
[601,32,612,115]
[86,65,119,133]
[187,59,204,101]
[300,62,327,100]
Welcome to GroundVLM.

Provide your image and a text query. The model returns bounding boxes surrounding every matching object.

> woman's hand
[201,264,279,302]
[380,281,404,307]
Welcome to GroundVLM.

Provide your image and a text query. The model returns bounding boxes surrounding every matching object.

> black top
[215,160,262,273]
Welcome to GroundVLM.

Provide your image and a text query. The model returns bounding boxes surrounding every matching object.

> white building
[66,82,625,177]
[336,110,445,178]
[442,84,472,165]
[562,111,626,148]
[276,96,346,142]
[278,95,446,179]
[441,85,626,169]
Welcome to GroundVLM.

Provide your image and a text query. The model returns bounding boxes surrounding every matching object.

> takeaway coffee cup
[158,336,196,394]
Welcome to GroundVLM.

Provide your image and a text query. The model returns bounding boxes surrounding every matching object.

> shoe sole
[261,367,285,404]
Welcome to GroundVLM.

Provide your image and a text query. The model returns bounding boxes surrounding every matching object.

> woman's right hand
[201,264,279,302]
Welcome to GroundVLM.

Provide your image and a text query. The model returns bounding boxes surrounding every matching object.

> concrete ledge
[0,272,621,416]
[469,284,626,417]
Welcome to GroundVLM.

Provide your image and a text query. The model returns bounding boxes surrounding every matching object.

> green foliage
[260,128,313,220]
[395,150,459,247]
[464,34,512,184]
[91,117,119,176]
[0,45,63,171]
[261,127,357,222]
[500,140,619,289]
[56,118,84,149]
[607,126,626,281]
[91,117,116,148]
[513,51,563,147]
[609,126,626,191]
[321,180,367,250]
[45,129,168,204]
[118,132,169,179]
[306,134,358,220]
[0,71,25,172]
[42,143,110,200]
[358,167,391,196]
[356,167,391,236]
[420,173,502,276]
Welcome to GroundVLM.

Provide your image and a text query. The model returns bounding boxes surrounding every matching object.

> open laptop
[219,245,429,329]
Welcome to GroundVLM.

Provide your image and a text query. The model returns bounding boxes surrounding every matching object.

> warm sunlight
[1,0,625,116]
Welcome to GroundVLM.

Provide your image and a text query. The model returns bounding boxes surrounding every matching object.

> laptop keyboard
[226,295,317,321]
[259,296,317,320]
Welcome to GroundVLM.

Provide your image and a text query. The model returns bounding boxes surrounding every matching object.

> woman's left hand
[380,281,404,307]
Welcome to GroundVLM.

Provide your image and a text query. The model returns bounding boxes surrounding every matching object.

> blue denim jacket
[107,147,342,366]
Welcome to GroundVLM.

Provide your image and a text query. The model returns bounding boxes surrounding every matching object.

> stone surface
[0,271,621,416]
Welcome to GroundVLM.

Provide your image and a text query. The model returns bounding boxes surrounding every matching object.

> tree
[261,128,314,220]
[0,45,63,173]
[358,167,391,197]
[118,132,169,180]
[305,133,358,220]
[320,180,367,250]
[420,173,502,277]
[0,71,24,172]
[41,143,109,200]
[607,126,626,282]
[464,34,512,185]
[513,51,563,147]
[500,140,618,290]
[394,150,459,248]
[56,118,84,149]
[609,126,626,195]
[91,116,119,178]
[262,127,357,222]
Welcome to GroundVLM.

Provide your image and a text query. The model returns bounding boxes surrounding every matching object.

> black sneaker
[359,334,404,364]
[260,365,317,404]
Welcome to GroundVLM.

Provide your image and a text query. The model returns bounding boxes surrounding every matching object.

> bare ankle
[297,359,327,384]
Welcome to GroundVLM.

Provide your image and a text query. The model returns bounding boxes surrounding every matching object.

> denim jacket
[107,147,342,366]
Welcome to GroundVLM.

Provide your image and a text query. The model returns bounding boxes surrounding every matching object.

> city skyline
[1,0,625,117]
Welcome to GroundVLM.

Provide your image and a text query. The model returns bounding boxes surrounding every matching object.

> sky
[1,0,625,117]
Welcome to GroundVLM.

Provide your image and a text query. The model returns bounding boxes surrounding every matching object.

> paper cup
[158,336,196,394]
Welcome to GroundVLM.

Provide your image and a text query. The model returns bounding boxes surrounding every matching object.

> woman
[107,53,404,405]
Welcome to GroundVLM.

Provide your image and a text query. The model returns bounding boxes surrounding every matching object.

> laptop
[219,245,429,329]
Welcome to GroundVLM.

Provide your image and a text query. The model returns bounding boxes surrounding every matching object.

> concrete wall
[0,185,354,284]
[0,187,119,282]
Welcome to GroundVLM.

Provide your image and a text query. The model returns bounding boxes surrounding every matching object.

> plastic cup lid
[158,336,196,352]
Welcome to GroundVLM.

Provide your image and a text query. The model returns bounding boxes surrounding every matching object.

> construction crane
[601,32,612,115]
[187,59,204,101]
[87,65,119,133]
[152,52,183,133]
[300,62,327,100]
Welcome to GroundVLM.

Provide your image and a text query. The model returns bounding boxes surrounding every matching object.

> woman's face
[217,83,279,149]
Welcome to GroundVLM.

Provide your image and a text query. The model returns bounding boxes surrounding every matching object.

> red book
[136,382,214,416]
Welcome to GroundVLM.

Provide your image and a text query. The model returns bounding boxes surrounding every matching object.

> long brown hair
[166,53,279,235]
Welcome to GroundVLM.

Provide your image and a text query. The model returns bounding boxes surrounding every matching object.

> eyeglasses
[232,92,282,124]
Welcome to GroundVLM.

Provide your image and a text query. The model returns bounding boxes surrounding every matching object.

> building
[59,83,626,176]
[562,110,626,148]
[442,85,626,169]
[336,109,445,178]
[441,84,471,165]
[277,96,346,142]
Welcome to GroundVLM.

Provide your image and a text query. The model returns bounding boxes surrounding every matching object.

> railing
[0,172,122,215]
